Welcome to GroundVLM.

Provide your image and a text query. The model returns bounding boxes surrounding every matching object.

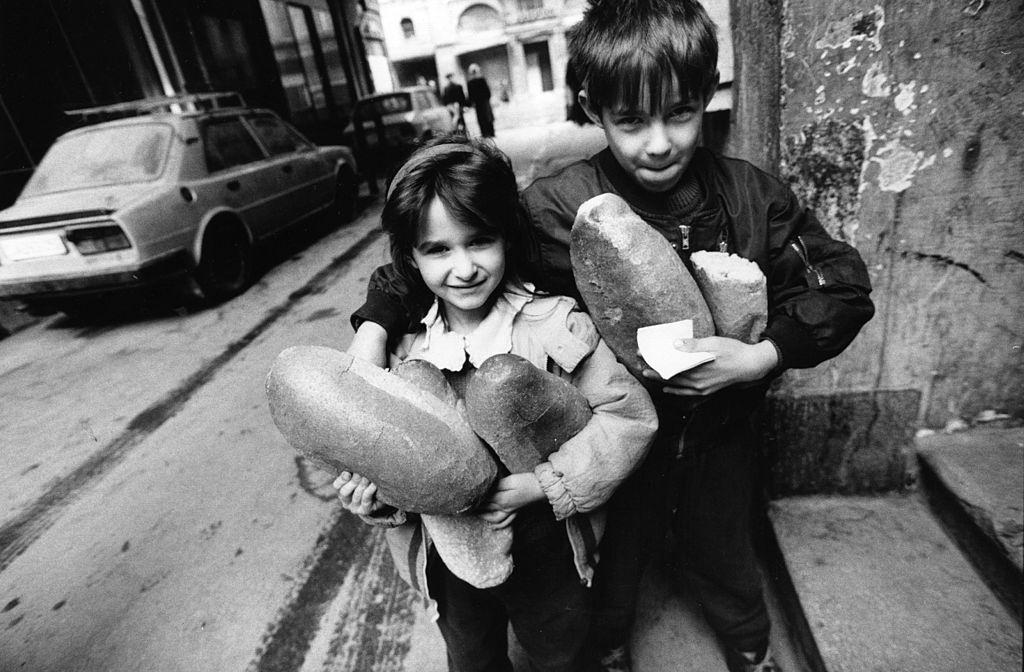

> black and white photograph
[0,1,1020,671]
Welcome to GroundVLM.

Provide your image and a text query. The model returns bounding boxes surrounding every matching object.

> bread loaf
[570,193,713,378]
[465,353,592,473]
[392,358,513,588]
[266,346,497,514]
[690,251,768,344]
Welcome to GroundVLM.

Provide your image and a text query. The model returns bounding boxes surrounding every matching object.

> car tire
[334,167,358,225]
[195,223,253,304]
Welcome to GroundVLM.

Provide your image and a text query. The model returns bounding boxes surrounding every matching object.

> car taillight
[66,225,131,255]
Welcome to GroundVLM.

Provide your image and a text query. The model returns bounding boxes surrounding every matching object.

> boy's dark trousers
[588,397,770,655]
[427,502,593,672]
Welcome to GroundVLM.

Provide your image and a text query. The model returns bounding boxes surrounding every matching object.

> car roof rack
[66,92,247,122]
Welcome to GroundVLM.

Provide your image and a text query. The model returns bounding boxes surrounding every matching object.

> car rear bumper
[0,250,193,300]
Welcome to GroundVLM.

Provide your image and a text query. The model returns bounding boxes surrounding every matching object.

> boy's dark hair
[569,0,718,111]
[381,135,533,296]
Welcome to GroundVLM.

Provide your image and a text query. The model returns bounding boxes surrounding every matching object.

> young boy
[349,1,874,671]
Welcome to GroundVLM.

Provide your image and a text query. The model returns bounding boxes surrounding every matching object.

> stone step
[769,495,1022,672]
[915,427,1023,620]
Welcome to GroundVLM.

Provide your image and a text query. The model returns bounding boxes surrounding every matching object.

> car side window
[203,118,264,173]
[248,115,305,156]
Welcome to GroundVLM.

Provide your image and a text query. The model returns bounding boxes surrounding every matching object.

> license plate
[0,233,68,260]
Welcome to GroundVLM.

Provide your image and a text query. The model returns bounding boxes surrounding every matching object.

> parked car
[342,86,456,190]
[0,93,359,316]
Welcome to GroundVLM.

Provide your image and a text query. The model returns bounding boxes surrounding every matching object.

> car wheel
[196,223,253,304]
[334,167,358,224]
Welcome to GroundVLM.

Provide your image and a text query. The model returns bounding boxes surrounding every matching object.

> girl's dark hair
[380,135,534,298]
[568,0,719,112]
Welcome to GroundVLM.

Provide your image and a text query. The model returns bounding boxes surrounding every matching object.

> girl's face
[411,197,506,333]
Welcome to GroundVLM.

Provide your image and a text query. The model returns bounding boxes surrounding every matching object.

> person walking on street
[441,73,468,135]
[466,63,495,138]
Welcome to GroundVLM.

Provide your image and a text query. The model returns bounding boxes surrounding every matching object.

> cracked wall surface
[776,0,1023,428]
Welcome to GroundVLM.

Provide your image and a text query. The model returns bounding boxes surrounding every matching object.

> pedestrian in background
[466,63,495,138]
[441,73,467,134]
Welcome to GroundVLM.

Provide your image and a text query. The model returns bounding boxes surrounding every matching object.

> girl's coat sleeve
[532,309,658,519]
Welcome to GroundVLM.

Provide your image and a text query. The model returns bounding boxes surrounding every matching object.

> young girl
[335,136,657,672]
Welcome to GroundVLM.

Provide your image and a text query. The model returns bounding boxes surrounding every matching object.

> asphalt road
[0,204,451,671]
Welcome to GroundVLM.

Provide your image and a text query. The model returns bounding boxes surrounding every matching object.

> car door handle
[282,164,293,174]
[226,180,241,191]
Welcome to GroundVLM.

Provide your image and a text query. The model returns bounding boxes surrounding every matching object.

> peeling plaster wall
[776,0,1024,428]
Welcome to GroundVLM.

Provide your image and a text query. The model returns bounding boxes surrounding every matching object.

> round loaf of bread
[570,193,713,378]
[690,251,768,344]
[266,346,497,514]
[466,353,592,473]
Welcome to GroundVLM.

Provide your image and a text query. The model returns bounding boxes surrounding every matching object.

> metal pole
[129,0,177,97]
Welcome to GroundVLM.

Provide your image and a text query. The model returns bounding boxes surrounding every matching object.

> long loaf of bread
[570,193,714,378]
[391,359,514,589]
[265,346,497,514]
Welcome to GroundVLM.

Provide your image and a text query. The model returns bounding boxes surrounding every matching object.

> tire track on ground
[0,227,383,572]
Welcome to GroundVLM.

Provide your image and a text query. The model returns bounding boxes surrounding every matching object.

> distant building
[0,0,387,207]
[378,0,586,103]
[377,0,733,133]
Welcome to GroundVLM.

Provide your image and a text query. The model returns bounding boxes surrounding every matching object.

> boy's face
[582,79,713,194]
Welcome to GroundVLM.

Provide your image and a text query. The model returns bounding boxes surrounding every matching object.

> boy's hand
[333,471,385,516]
[642,337,778,396]
[478,473,544,529]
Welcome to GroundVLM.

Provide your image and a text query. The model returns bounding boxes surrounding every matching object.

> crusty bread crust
[690,251,768,344]
[266,346,497,514]
[466,353,592,473]
[571,193,714,378]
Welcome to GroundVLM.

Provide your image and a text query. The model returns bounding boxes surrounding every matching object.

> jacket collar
[410,282,535,371]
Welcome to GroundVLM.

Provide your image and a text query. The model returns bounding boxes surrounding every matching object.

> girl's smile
[411,197,507,334]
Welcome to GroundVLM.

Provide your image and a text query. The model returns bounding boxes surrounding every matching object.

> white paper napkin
[636,319,715,379]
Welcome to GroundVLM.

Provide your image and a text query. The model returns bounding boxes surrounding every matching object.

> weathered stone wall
[754,2,1023,429]
[729,1,1023,492]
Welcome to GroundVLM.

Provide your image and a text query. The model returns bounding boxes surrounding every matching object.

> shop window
[259,0,355,129]
[312,9,355,114]
[400,18,415,38]
[197,15,260,90]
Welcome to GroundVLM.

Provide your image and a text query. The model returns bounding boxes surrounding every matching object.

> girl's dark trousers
[427,502,593,672]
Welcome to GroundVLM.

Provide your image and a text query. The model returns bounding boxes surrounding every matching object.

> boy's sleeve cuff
[350,289,410,335]
[763,315,819,370]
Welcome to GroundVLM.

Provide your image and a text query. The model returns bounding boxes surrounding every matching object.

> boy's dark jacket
[353,147,874,441]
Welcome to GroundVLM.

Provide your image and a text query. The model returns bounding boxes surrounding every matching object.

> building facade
[0,0,387,207]
[378,0,585,104]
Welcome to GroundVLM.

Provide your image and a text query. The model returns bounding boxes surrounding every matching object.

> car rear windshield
[356,93,413,117]
[22,123,173,197]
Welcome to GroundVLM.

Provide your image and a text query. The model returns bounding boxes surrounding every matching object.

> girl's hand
[478,473,544,529]
[333,471,384,516]
[642,337,778,397]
